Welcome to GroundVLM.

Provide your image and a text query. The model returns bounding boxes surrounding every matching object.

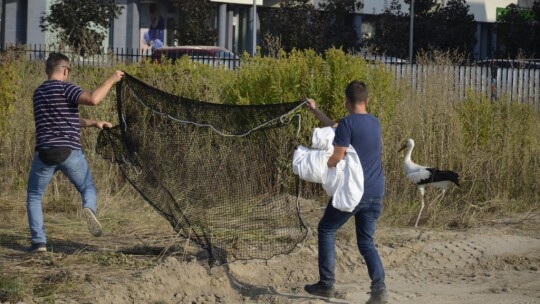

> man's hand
[305,98,336,128]
[109,70,124,83]
[305,98,317,112]
[80,118,111,129]
[95,121,113,129]
[327,145,347,167]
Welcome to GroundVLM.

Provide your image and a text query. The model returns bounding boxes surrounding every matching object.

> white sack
[292,127,364,212]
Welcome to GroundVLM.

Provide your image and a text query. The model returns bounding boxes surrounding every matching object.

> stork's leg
[433,188,446,203]
[415,187,425,227]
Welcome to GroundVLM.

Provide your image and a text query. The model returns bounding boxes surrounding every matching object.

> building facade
[0,0,534,59]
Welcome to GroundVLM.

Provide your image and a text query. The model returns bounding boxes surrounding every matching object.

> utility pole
[409,0,414,63]
[252,0,257,56]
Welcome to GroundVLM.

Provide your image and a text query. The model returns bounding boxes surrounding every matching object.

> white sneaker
[82,208,102,237]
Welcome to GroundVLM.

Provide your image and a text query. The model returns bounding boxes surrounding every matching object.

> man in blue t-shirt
[26,52,123,253]
[304,81,388,304]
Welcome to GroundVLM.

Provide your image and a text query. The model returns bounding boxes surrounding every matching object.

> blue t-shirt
[33,80,84,150]
[333,113,385,198]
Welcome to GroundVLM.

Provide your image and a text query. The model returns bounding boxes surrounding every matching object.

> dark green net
[96,74,308,265]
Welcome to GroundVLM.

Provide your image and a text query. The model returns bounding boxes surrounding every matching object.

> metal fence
[2,44,242,68]
[387,64,540,109]
[3,44,540,107]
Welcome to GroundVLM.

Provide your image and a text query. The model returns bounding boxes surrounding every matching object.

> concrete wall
[112,0,140,50]
[3,0,17,44]
[467,0,518,23]
[26,0,45,45]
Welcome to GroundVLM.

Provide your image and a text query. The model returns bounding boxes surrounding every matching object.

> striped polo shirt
[33,80,84,150]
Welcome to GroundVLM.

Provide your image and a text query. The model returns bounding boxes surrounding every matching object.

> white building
[0,0,534,59]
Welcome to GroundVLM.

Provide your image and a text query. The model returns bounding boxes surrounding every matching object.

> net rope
[96,74,308,265]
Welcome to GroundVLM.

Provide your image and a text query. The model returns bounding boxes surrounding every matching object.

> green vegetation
[40,0,123,55]
[0,48,538,230]
[0,273,28,303]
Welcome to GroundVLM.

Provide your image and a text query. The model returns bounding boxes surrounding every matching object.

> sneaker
[29,242,47,253]
[366,288,388,304]
[82,208,102,237]
[304,282,335,298]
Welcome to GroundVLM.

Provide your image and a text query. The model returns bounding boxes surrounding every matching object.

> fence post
[490,59,497,101]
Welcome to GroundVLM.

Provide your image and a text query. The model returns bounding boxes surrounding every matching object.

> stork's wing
[406,169,432,184]
[416,168,460,186]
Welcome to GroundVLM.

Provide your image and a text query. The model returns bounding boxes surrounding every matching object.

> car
[151,45,240,69]
[361,54,408,64]
[352,50,408,64]
[473,59,540,69]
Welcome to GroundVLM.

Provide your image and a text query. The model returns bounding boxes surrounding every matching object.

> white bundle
[292,127,364,212]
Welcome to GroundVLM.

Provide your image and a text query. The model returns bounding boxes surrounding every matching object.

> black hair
[149,3,158,13]
[46,52,69,75]
[345,80,368,104]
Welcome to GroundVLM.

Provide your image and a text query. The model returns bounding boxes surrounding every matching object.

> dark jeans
[318,196,385,292]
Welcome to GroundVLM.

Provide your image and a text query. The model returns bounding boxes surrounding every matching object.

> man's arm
[306,98,337,128]
[327,145,347,167]
[78,70,124,106]
[80,118,112,129]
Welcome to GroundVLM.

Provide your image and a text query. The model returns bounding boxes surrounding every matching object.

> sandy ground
[1,199,539,304]
[87,223,540,304]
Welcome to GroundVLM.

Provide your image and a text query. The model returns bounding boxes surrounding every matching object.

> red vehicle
[151,45,239,69]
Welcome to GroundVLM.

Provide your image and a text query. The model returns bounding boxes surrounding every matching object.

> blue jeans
[318,196,385,292]
[26,149,97,244]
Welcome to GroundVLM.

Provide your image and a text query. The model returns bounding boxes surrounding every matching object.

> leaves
[363,0,476,61]
[263,0,326,53]
[40,0,123,56]
[260,0,362,54]
[495,2,540,58]
[170,0,217,46]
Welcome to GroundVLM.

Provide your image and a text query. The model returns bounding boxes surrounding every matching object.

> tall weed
[0,48,538,228]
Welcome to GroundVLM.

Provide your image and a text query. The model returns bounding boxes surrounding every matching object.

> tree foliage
[364,0,476,61]
[170,0,217,46]
[319,0,364,51]
[40,0,123,56]
[495,2,540,58]
[262,0,362,54]
[266,0,326,53]
[362,1,408,58]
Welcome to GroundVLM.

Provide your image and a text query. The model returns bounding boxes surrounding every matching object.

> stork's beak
[398,144,407,153]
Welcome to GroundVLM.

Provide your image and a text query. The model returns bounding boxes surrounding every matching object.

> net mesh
[96,74,308,265]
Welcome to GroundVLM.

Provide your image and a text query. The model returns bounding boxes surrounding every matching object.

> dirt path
[1,198,539,304]
[87,222,540,304]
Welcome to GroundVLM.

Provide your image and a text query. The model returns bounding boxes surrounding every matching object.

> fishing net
[96,74,308,265]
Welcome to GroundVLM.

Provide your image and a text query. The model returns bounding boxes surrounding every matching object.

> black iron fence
[1,44,241,69]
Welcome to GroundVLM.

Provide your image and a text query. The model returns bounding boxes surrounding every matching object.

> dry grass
[1,47,538,223]
[0,192,195,302]
[0,48,539,301]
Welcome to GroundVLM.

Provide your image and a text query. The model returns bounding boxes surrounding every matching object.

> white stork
[398,139,460,227]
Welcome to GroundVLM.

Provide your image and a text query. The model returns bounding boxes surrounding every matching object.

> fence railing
[2,44,539,107]
[385,64,540,109]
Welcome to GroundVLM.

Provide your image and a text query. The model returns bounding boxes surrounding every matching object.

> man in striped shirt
[26,52,123,253]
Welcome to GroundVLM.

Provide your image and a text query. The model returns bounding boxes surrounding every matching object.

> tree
[319,0,364,51]
[261,0,363,53]
[363,0,476,61]
[363,0,409,58]
[419,0,476,59]
[266,0,326,53]
[496,2,540,58]
[40,0,123,56]
[170,0,217,46]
